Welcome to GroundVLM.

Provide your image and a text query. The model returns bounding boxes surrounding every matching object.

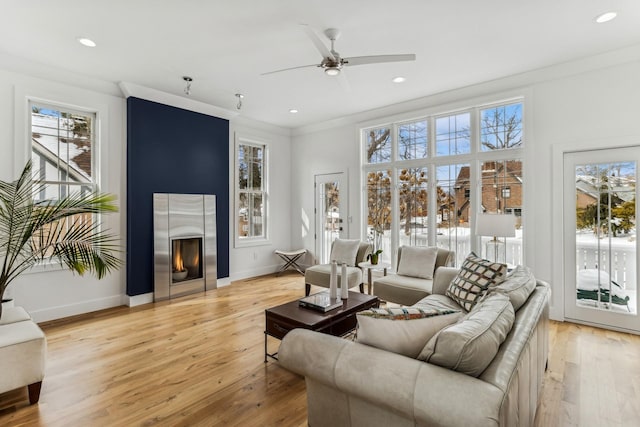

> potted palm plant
[0,161,122,319]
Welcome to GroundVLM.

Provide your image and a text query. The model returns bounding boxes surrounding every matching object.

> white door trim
[551,135,639,322]
[314,172,348,264]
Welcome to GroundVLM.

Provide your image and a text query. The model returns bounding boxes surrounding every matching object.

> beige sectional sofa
[279,264,550,427]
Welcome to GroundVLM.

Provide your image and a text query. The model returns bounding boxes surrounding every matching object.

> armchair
[304,240,372,296]
[373,246,455,305]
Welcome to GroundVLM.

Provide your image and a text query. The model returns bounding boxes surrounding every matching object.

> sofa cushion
[331,239,360,266]
[397,246,438,279]
[446,252,507,311]
[418,292,515,377]
[373,275,433,306]
[414,294,464,312]
[357,307,462,358]
[305,264,363,288]
[490,265,537,311]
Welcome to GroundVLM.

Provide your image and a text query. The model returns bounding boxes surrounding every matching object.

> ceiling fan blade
[344,54,416,67]
[261,64,318,76]
[300,24,335,61]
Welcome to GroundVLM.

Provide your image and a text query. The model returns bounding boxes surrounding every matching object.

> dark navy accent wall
[126,97,229,296]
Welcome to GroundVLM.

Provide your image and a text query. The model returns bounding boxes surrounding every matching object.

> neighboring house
[454,161,523,225]
[575,175,635,208]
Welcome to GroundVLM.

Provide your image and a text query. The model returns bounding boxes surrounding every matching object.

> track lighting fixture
[183,76,193,95]
[235,93,244,110]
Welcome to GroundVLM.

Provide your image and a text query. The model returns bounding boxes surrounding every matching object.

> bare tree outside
[480,103,523,151]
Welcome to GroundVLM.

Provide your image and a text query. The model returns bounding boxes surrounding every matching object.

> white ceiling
[1,0,640,129]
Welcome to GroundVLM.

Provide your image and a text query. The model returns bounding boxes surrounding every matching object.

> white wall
[228,117,293,280]
[290,125,362,266]
[0,62,293,321]
[0,67,126,323]
[290,45,640,321]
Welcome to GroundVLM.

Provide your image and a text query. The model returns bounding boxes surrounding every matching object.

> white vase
[329,261,338,299]
[341,263,349,299]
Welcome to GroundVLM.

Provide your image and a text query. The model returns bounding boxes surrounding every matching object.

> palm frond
[0,161,122,297]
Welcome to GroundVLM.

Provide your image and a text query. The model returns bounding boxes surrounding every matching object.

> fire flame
[173,248,185,272]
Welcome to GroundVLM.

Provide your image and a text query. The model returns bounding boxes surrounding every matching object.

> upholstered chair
[373,246,455,305]
[304,240,372,296]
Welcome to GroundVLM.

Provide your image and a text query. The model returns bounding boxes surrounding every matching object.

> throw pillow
[418,292,515,377]
[356,307,462,359]
[330,239,360,266]
[397,246,439,279]
[446,252,507,311]
[489,265,537,311]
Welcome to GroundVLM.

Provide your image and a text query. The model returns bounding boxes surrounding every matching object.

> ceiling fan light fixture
[324,67,340,76]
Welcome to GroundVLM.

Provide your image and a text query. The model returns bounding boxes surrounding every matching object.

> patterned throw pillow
[446,252,507,311]
[356,307,462,358]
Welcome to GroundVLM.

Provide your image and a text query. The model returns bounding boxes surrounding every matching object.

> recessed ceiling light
[392,76,406,83]
[289,109,298,114]
[77,37,96,47]
[595,11,617,23]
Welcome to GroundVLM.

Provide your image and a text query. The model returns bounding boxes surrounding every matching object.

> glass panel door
[315,173,345,264]
[564,148,638,333]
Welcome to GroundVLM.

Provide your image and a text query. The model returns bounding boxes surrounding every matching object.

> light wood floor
[1,273,639,426]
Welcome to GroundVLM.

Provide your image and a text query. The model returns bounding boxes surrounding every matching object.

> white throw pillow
[330,239,360,266]
[356,307,462,358]
[489,265,537,311]
[397,246,438,279]
[418,292,514,377]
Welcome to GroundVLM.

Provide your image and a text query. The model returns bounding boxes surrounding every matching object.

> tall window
[29,102,98,256]
[362,100,524,267]
[236,137,268,244]
[31,102,96,201]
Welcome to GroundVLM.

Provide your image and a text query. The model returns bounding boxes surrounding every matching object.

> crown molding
[119,81,239,120]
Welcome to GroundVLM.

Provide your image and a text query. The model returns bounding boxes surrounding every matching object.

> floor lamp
[476,213,516,264]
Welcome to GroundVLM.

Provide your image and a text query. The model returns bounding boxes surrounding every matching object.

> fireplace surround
[153,193,217,300]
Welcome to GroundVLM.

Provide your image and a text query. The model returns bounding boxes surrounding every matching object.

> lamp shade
[476,213,516,237]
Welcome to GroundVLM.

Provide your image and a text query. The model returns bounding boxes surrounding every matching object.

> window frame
[360,98,525,267]
[15,91,108,274]
[234,134,270,248]
[29,100,98,200]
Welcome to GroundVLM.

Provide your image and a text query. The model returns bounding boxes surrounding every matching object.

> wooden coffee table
[264,291,379,362]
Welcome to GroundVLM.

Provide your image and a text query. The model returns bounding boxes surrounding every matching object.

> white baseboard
[215,277,231,287]
[30,295,123,323]
[230,265,283,282]
[125,293,154,307]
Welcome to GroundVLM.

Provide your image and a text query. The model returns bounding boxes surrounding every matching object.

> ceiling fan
[262,25,416,76]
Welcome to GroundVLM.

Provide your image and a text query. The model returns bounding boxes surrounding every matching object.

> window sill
[234,238,271,249]
[22,262,66,275]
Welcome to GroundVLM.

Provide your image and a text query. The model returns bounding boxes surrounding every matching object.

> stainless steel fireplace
[153,193,217,300]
